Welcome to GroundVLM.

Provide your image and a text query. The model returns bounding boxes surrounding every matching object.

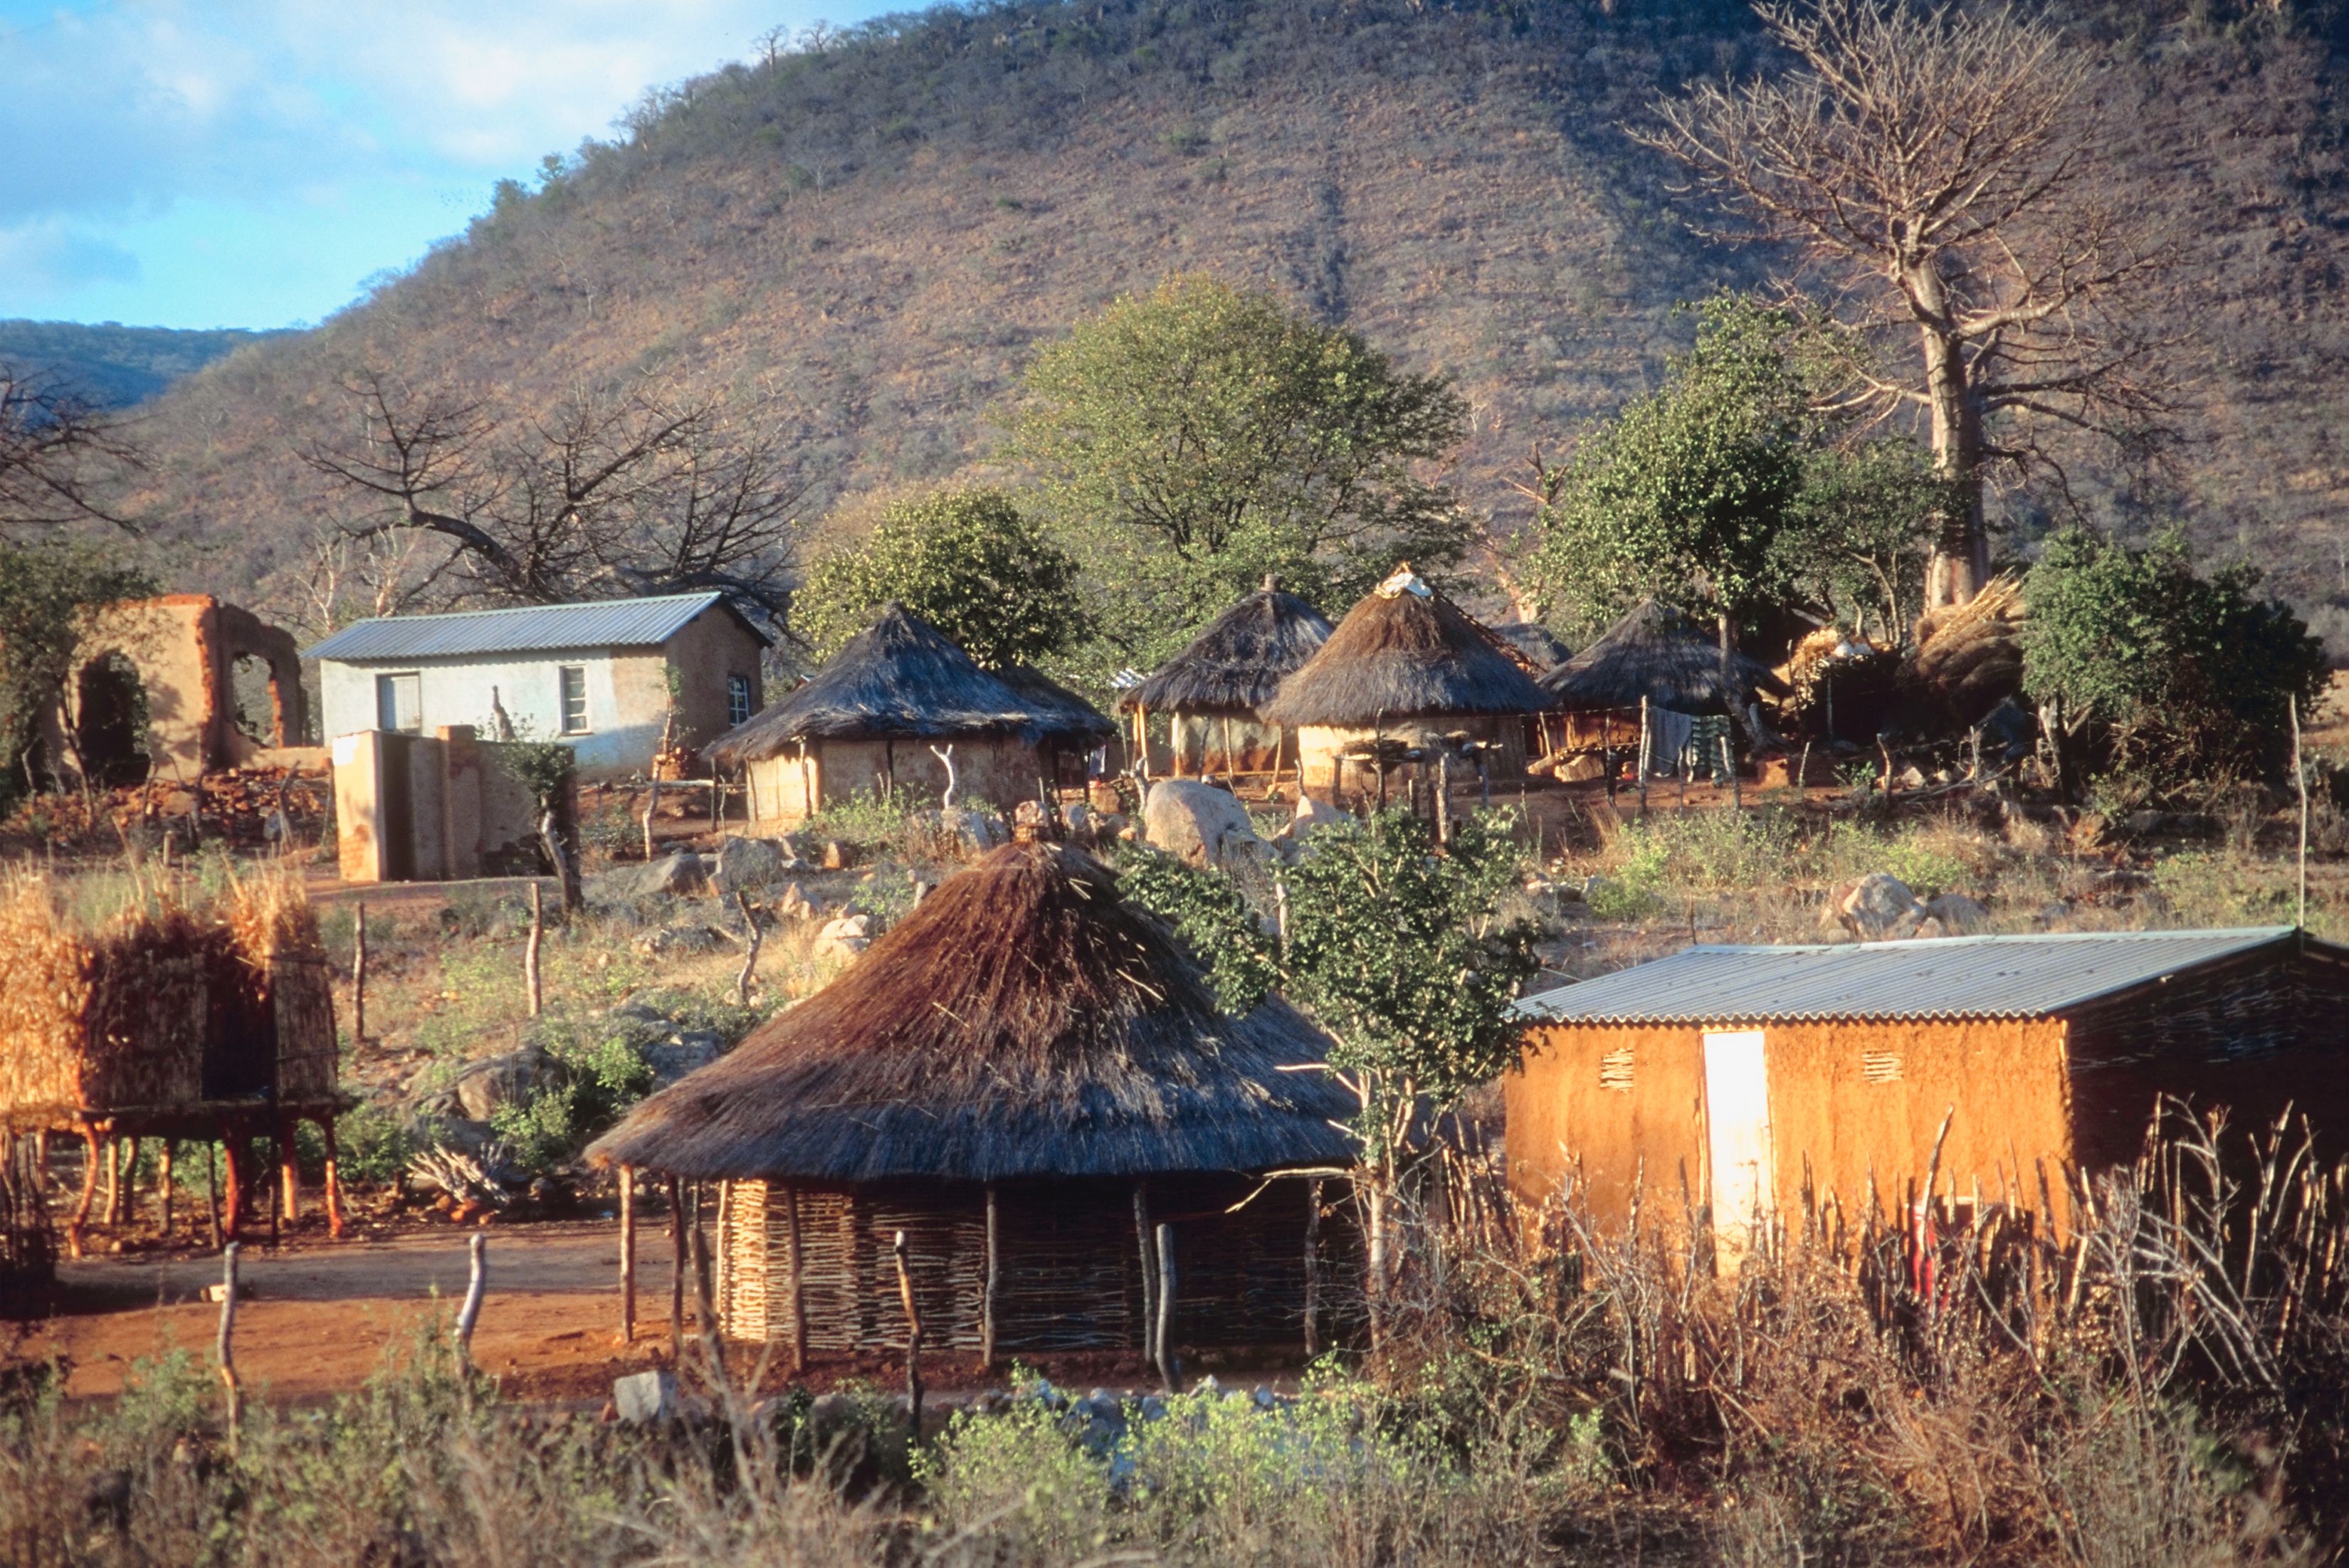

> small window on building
[558,666,589,735]
[1599,1045,1635,1093]
[727,673,754,727]
[375,673,422,734]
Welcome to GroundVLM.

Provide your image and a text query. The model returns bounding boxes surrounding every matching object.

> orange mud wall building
[1505,930,2349,1235]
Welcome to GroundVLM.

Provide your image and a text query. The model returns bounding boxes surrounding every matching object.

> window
[727,673,754,727]
[374,673,422,733]
[558,666,589,735]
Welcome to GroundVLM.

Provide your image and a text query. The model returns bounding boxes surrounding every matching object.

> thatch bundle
[1259,570,1551,727]
[1123,579,1335,715]
[708,604,1110,768]
[1910,575,2027,724]
[1542,599,1789,715]
[588,841,1353,1182]
[0,868,335,1127]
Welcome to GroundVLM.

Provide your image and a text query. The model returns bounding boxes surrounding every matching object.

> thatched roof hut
[589,841,1355,1359]
[1120,578,1334,782]
[1541,599,1789,715]
[1491,621,1572,670]
[706,604,1112,824]
[1258,567,1552,799]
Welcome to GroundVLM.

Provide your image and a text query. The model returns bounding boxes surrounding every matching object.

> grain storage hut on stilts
[1120,577,1334,788]
[708,604,1113,826]
[587,839,1357,1367]
[1539,599,1787,772]
[1258,565,1553,806]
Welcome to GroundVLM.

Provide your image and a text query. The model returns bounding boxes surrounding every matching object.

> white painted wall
[317,651,664,777]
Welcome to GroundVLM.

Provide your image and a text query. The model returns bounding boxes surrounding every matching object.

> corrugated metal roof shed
[305,592,766,661]
[1516,927,2307,1024]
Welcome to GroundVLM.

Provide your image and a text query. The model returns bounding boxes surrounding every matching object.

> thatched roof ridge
[1123,582,1335,714]
[1491,621,1572,670]
[1258,573,1552,727]
[994,665,1118,745]
[1540,599,1791,713]
[585,843,1355,1182]
[707,605,1108,766]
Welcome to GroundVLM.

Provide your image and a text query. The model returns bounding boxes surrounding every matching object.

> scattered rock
[1062,801,1095,842]
[712,835,800,893]
[453,1046,548,1121]
[1143,779,1271,871]
[815,912,872,959]
[592,851,710,903]
[937,809,1004,855]
[1280,793,1347,844]
[1921,892,1989,934]
[820,839,850,872]
[1553,753,1607,784]
[614,1370,680,1426]
[644,1030,722,1086]
[1087,779,1125,817]
[1826,872,1925,941]
[1893,764,1928,791]
[634,925,727,957]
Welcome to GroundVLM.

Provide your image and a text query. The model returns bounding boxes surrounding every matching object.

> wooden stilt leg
[67,1123,101,1261]
[221,1136,244,1241]
[278,1117,301,1228]
[159,1140,174,1238]
[320,1121,345,1239]
[618,1166,637,1346]
[100,1134,120,1228]
[667,1175,685,1358]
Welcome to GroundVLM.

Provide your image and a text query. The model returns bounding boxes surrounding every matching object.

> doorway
[1702,1030,1775,1266]
[75,653,152,787]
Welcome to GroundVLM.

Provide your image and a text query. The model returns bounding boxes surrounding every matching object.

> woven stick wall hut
[1258,566,1552,801]
[706,604,1112,824]
[589,841,1357,1358]
[1121,577,1335,782]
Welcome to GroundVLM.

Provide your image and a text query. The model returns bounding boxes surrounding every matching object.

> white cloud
[0,216,142,300]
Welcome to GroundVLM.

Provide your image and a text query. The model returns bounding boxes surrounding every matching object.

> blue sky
[0,1,903,330]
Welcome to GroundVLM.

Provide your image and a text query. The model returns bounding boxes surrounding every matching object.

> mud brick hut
[1539,599,1788,762]
[588,841,1356,1365]
[708,604,1113,826]
[1505,928,2349,1251]
[1120,577,1334,786]
[0,874,345,1255]
[1258,567,1553,805]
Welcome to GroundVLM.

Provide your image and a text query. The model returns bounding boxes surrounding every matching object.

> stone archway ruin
[43,596,310,784]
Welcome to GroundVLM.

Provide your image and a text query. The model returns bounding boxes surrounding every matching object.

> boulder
[614,1370,680,1426]
[1921,893,1989,935]
[939,809,1004,855]
[1553,753,1607,784]
[1062,801,1095,842]
[1280,794,1348,844]
[773,881,816,922]
[712,835,799,893]
[453,1046,548,1122]
[815,912,872,959]
[1143,779,1269,871]
[820,839,850,871]
[600,851,709,900]
[1087,779,1126,817]
[1825,872,1924,941]
[643,1030,722,1086]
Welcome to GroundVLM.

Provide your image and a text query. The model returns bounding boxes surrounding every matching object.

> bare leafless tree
[1640,0,2178,607]
[302,371,811,622]
[0,369,140,535]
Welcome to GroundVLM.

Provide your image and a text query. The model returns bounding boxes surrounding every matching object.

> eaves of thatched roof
[1122,581,1335,715]
[1540,599,1791,713]
[705,604,1110,767]
[1257,570,1552,727]
[585,843,1355,1183]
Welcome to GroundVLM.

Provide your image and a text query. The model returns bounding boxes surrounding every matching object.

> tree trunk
[1715,611,1747,744]
[1911,259,1990,609]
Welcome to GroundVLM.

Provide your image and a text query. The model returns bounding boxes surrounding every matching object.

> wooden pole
[216,1243,242,1454]
[525,883,545,1019]
[689,1210,728,1389]
[205,1140,221,1249]
[786,1184,807,1374]
[1434,752,1451,847]
[733,890,763,1008]
[2291,695,2309,930]
[455,1232,488,1372]
[1154,1222,1179,1392]
[352,903,367,1048]
[278,1117,300,1227]
[618,1165,637,1345]
[100,1133,120,1229]
[1637,698,1651,816]
[1723,733,1741,811]
[1303,1177,1323,1359]
[893,1229,924,1441]
[667,1176,686,1357]
[1797,740,1812,800]
[68,1122,100,1258]
[158,1140,174,1238]
[320,1120,345,1238]
[980,1183,999,1372]
[1134,1183,1157,1370]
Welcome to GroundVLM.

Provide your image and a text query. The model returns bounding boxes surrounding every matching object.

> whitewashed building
[308,593,768,779]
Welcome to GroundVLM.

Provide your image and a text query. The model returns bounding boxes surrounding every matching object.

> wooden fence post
[1303,1177,1323,1359]
[893,1229,923,1441]
[525,883,545,1019]
[352,903,367,1047]
[980,1184,999,1372]
[216,1243,242,1454]
[667,1177,685,1357]
[157,1140,174,1238]
[617,1166,636,1346]
[455,1233,488,1372]
[1154,1223,1179,1392]
[1133,1184,1157,1371]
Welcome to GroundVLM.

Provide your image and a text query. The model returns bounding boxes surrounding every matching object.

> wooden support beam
[980,1183,999,1372]
[1133,1183,1156,1369]
[1303,1177,1323,1359]
[617,1165,637,1346]
[667,1176,685,1357]
[1154,1222,1179,1392]
[893,1229,923,1441]
[67,1122,101,1260]
[786,1183,807,1374]
[278,1117,301,1227]
[221,1136,244,1242]
[320,1121,345,1239]
[157,1140,174,1238]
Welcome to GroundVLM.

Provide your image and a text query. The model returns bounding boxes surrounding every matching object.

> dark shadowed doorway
[75,653,152,787]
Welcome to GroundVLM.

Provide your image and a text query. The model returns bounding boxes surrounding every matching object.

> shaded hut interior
[1539,599,1790,764]
[1120,579,1334,785]
[589,841,1359,1361]
[707,605,1113,823]
[1258,568,1553,805]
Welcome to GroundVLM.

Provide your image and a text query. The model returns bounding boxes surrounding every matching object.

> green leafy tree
[1786,437,1955,645]
[0,542,155,809]
[2022,529,2328,796]
[794,488,1086,668]
[1009,274,1471,673]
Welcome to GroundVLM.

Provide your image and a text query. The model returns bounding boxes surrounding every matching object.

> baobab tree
[1641,0,2176,607]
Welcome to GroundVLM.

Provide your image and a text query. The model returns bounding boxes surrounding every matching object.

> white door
[375,673,421,733]
[1702,1030,1774,1263]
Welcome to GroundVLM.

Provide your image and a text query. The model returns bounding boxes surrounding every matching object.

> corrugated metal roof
[305,592,764,661]
[1515,927,2303,1025]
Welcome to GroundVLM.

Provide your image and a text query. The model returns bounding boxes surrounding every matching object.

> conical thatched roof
[1121,579,1335,715]
[706,604,1111,767]
[1540,599,1790,713]
[1491,621,1572,670]
[585,842,1355,1183]
[1258,569,1552,727]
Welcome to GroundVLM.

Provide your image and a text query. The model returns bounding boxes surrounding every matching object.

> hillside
[120,0,2349,648]
[0,321,282,409]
